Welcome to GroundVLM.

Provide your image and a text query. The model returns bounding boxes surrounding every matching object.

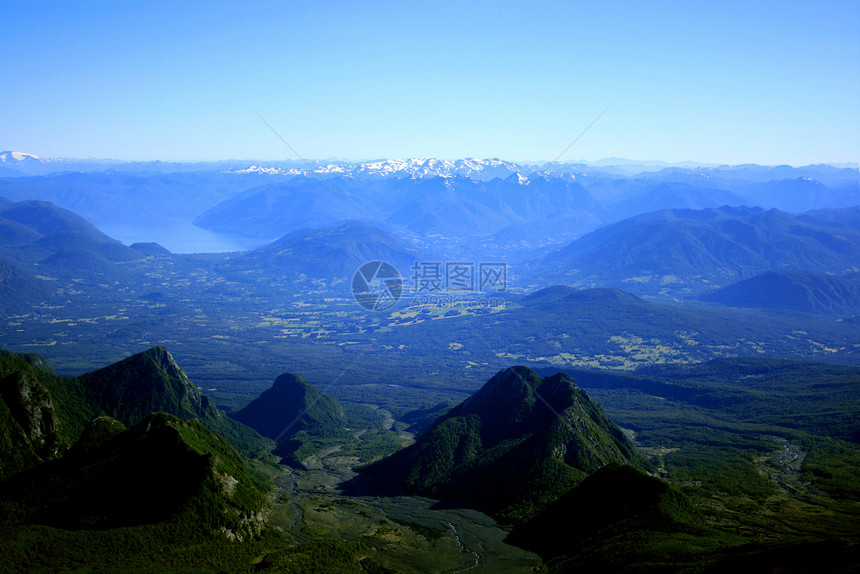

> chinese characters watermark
[352,260,507,311]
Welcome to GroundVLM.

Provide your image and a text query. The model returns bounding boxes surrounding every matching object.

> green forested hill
[233,372,347,442]
[0,347,271,477]
[0,348,381,573]
[353,366,646,522]
[74,346,273,456]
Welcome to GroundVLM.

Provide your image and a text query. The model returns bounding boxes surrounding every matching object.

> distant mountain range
[0,171,262,230]
[195,169,858,259]
[2,196,859,328]
[3,150,857,180]
[2,153,856,259]
[533,206,860,296]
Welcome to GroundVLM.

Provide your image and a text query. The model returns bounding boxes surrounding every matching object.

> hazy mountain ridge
[2,157,854,260]
[0,198,144,277]
[534,206,860,296]
[3,151,856,182]
[0,171,269,234]
[195,166,858,258]
[703,270,860,314]
[219,219,430,286]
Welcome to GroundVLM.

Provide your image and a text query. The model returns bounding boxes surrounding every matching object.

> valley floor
[264,448,541,573]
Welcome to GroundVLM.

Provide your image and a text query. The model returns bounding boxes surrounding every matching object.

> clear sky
[2,1,859,165]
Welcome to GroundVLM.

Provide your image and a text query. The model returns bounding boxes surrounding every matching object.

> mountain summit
[75,347,271,456]
[353,366,645,521]
[232,372,346,443]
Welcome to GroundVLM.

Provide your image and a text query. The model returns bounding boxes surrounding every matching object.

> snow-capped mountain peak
[223,158,527,180]
[0,151,41,163]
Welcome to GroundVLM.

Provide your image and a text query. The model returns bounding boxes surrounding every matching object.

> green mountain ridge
[0,347,271,474]
[75,346,274,457]
[352,366,646,522]
[0,347,385,572]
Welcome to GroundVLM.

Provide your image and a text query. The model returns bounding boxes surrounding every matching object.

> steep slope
[746,177,858,212]
[703,270,860,314]
[34,231,143,263]
[353,366,645,521]
[0,354,62,477]
[0,350,100,477]
[0,217,41,245]
[232,372,347,444]
[506,464,718,572]
[599,181,748,221]
[798,205,860,232]
[487,174,595,220]
[387,184,519,238]
[0,413,268,538]
[75,347,272,456]
[520,285,644,310]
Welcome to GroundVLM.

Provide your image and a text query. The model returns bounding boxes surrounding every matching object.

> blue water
[99,221,272,254]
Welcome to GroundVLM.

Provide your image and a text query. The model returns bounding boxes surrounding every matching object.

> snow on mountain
[225,165,304,175]
[0,151,41,163]
[222,158,526,180]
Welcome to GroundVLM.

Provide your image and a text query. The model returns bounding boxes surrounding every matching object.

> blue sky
[2,1,859,165]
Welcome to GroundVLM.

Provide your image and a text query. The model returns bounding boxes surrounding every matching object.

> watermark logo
[410,261,507,292]
[352,260,507,311]
[352,261,403,311]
